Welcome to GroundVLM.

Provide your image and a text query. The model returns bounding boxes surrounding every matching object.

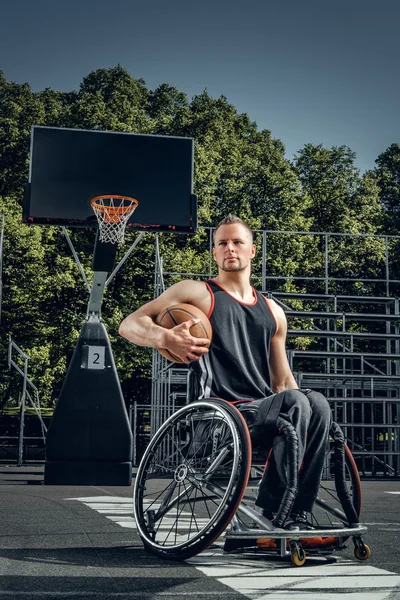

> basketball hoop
[91,195,138,244]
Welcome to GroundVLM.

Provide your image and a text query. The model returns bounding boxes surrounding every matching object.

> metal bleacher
[149,229,400,478]
[273,292,400,477]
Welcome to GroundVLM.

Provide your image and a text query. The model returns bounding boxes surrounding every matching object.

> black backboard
[23,126,197,233]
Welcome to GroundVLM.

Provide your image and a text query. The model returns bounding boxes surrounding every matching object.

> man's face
[213,223,256,272]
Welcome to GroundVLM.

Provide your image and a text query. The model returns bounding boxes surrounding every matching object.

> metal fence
[1,337,47,465]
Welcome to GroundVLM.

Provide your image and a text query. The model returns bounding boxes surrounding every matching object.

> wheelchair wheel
[243,441,361,546]
[134,399,251,560]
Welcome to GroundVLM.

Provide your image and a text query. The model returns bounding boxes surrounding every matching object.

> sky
[1,0,399,174]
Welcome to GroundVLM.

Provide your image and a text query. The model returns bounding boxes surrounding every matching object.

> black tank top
[191,279,278,401]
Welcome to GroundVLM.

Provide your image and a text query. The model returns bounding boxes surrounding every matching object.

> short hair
[213,214,253,244]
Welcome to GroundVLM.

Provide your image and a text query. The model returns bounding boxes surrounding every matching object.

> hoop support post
[106,231,145,286]
[86,271,108,318]
[62,227,91,293]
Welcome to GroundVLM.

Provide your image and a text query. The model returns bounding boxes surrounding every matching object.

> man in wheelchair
[119,214,332,530]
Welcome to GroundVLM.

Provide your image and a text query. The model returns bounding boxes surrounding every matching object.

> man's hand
[160,318,210,364]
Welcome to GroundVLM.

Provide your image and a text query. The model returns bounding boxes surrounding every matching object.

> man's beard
[221,259,246,272]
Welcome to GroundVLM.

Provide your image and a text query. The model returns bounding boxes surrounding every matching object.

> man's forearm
[119,315,165,349]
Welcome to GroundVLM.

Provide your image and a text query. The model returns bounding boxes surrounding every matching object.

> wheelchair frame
[133,398,370,566]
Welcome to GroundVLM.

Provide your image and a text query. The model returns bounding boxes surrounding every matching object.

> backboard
[23,126,197,233]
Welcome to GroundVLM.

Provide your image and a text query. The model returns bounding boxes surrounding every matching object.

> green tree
[375,144,400,290]
[295,145,385,295]
[295,144,360,233]
[0,194,92,405]
[148,83,191,135]
[66,65,153,133]
[375,143,400,234]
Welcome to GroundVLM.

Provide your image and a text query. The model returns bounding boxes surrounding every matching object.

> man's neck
[214,271,253,303]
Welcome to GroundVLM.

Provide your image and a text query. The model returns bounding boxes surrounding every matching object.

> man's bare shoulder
[263,296,287,329]
[268,298,286,318]
[159,279,211,314]
[172,279,208,293]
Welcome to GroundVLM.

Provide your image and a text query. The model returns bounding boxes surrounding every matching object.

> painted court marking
[67,495,400,600]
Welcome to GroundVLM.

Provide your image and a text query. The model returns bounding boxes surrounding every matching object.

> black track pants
[239,389,331,513]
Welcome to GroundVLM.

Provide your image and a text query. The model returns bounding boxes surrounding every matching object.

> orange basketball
[155,303,212,363]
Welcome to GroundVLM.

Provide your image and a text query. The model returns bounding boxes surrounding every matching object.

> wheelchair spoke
[308,444,360,531]
[141,478,176,512]
[185,413,224,466]
[188,478,225,511]
[156,479,179,516]
[173,482,191,545]
[181,412,215,464]
[321,486,342,503]
[160,483,185,546]
[186,484,201,538]
[200,489,213,521]
[309,507,335,529]
[156,481,196,522]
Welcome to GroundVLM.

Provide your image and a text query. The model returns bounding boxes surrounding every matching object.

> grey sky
[1,0,399,173]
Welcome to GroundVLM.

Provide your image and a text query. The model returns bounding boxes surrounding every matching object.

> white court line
[189,550,400,600]
[67,496,400,600]
[0,593,240,597]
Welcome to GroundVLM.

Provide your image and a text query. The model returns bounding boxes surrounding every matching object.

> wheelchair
[133,398,370,567]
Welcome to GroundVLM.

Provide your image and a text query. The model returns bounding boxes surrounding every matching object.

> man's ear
[251,244,256,258]
[212,247,216,261]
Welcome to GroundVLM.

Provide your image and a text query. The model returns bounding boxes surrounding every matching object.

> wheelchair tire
[134,399,251,560]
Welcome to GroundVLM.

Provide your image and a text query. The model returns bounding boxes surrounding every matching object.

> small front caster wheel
[290,543,306,567]
[354,544,371,561]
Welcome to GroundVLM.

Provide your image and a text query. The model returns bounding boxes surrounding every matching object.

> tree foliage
[293,145,386,294]
[375,143,400,234]
[0,67,399,407]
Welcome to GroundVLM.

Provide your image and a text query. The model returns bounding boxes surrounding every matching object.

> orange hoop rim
[90,195,138,215]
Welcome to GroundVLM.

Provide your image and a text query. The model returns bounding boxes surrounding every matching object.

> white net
[91,196,138,244]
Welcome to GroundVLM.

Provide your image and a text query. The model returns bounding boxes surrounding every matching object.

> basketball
[155,303,212,363]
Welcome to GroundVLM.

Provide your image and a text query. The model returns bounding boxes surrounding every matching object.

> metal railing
[160,228,400,297]
[5,337,47,465]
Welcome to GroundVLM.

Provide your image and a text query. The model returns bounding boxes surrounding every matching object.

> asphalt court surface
[1,466,400,599]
